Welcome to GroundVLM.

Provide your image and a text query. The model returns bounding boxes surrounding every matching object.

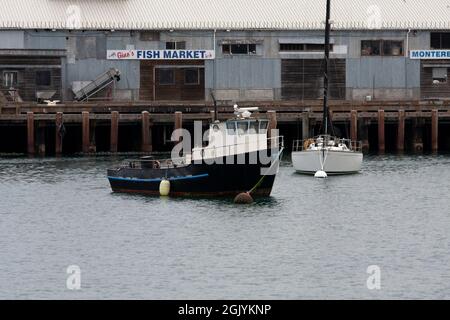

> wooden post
[141,111,152,153]
[412,118,424,153]
[89,119,97,153]
[110,111,119,153]
[267,110,277,134]
[350,110,358,142]
[174,111,183,144]
[397,109,405,153]
[378,109,385,154]
[37,121,46,156]
[359,118,370,153]
[302,112,310,140]
[432,109,439,153]
[27,112,35,155]
[267,110,277,148]
[55,112,63,155]
[82,111,90,154]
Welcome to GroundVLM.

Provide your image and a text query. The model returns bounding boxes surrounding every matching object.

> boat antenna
[322,0,331,136]
[210,90,218,122]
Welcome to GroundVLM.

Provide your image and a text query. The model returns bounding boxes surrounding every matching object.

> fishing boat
[107,106,284,197]
[291,0,363,178]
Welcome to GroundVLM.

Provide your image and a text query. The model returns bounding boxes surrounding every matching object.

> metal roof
[0,0,449,31]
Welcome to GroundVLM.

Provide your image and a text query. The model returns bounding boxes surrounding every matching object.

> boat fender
[159,179,170,196]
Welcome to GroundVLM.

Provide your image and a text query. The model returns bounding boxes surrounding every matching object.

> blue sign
[410,50,450,59]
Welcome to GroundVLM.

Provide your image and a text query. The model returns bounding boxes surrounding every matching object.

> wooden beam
[432,109,439,153]
[82,111,90,154]
[397,109,405,153]
[55,112,63,155]
[378,110,385,154]
[110,111,119,153]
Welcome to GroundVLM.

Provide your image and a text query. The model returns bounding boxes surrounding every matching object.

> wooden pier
[1,100,450,155]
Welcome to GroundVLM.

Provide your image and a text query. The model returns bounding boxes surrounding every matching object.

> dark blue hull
[107,151,279,197]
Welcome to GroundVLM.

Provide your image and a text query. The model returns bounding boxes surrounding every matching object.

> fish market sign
[107,50,215,60]
[410,50,450,59]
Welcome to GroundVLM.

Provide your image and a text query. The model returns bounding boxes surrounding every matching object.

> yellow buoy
[159,179,170,196]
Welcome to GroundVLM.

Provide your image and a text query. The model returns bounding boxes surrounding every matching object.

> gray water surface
[0,155,450,299]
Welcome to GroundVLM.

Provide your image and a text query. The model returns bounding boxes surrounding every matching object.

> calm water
[0,154,450,300]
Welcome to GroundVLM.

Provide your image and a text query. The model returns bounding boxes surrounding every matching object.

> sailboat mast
[322,0,331,135]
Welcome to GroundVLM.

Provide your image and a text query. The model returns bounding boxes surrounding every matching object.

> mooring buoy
[234,192,254,204]
[314,170,328,179]
[159,179,170,196]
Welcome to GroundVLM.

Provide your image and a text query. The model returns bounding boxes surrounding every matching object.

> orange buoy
[234,192,254,204]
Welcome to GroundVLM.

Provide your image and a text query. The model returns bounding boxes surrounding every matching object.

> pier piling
[397,110,405,153]
[110,111,119,153]
[360,119,370,152]
[412,118,424,153]
[26,112,35,155]
[141,111,152,153]
[37,121,46,156]
[432,109,439,153]
[174,111,183,144]
[82,111,90,154]
[267,110,278,148]
[302,112,310,140]
[55,112,63,155]
[350,110,358,142]
[378,110,385,153]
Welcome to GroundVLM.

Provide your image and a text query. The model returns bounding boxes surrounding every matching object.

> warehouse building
[1,0,450,104]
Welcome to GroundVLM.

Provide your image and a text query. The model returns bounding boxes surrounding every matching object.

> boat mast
[322,0,331,136]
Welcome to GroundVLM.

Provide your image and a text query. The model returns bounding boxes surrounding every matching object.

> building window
[36,71,51,86]
[166,41,186,50]
[158,69,175,85]
[361,40,404,56]
[2,71,18,88]
[431,32,450,49]
[140,31,160,41]
[280,43,332,52]
[184,68,199,85]
[222,44,257,55]
[432,68,448,84]
[383,41,404,56]
[361,40,381,56]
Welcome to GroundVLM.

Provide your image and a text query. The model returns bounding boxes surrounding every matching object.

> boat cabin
[192,118,270,161]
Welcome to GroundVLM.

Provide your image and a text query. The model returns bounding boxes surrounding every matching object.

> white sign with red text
[107,50,215,60]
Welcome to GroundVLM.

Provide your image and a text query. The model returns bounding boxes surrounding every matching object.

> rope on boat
[251,147,284,194]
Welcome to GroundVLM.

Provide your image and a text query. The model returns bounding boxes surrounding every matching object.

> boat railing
[292,136,362,152]
[122,156,188,170]
[120,136,284,169]
[196,135,284,159]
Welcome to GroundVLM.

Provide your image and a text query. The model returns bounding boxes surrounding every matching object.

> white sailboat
[291,0,363,178]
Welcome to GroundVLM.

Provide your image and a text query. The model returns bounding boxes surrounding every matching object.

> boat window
[259,120,269,134]
[237,121,249,135]
[249,121,259,134]
[226,121,237,135]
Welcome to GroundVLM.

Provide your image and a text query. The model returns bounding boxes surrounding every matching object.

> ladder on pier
[73,68,121,102]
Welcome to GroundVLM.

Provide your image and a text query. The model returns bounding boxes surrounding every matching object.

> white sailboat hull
[292,150,363,175]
